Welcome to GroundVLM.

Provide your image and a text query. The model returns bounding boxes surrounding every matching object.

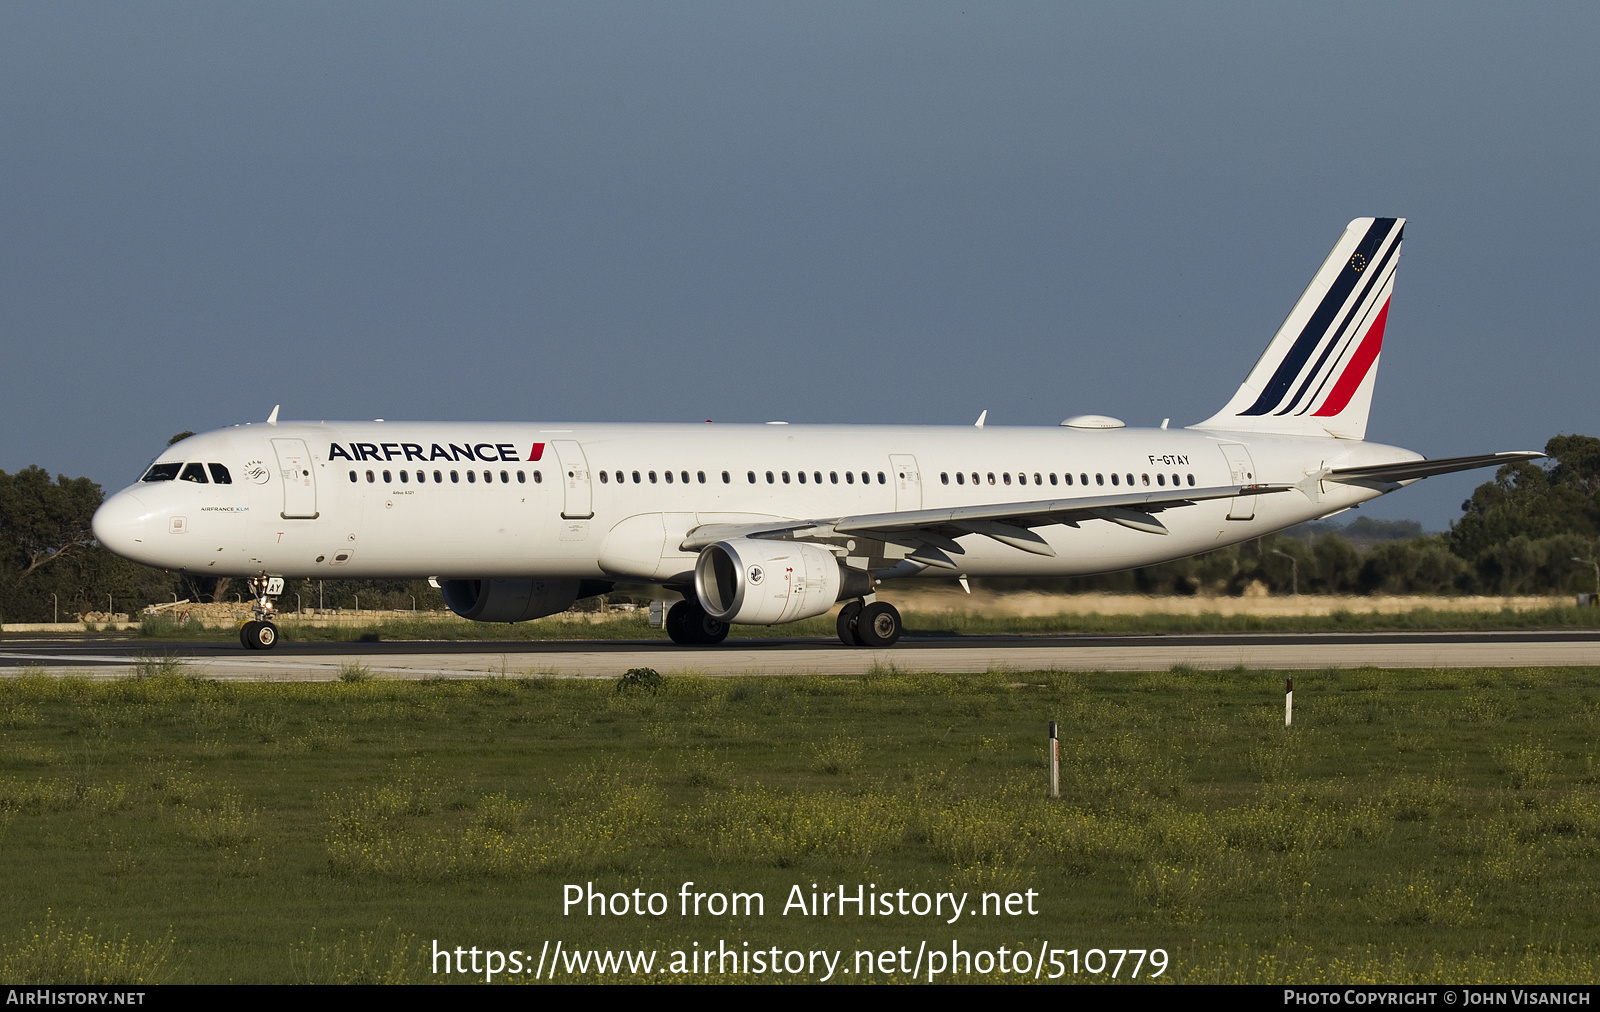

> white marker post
[1048,721,1060,798]
[1285,677,1293,729]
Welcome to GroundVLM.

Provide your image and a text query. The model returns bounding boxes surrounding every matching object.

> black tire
[692,609,730,645]
[665,601,693,644]
[241,620,278,651]
[856,602,902,647]
[836,600,865,646]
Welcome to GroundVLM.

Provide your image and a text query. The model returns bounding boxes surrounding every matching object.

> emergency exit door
[890,454,922,511]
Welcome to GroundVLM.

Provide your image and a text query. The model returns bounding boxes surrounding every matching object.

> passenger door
[552,440,594,520]
[271,438,319,519]
[1219,443,1257,520]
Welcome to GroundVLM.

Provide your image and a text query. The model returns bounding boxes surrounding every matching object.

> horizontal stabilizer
[1327,451,1544,485]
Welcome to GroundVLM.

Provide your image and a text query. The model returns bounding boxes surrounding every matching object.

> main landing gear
[240,575,284,651]
[666,597,730,645]
[836,597,902,648]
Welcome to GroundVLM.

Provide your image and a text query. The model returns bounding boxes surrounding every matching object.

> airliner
[92,217,1538,650]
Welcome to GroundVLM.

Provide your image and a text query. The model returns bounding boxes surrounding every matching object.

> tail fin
[1192,216,1404,440]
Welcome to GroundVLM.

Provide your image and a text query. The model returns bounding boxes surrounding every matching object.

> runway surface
[3,629,1599,679]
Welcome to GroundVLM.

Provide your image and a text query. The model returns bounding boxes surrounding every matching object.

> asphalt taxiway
[2,629,1597,680]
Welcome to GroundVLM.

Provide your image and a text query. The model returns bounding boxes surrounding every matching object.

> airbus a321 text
[93,217,1539,650]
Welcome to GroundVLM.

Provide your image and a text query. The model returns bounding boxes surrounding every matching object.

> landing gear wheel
[667,599,729,645]
[665,601,692,644]
[837,600,865,646]
[856,602,902,648]
[240,620,278,651]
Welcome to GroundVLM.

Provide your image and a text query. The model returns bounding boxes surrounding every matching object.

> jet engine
[440,578,582,623]
[694,538,844,625]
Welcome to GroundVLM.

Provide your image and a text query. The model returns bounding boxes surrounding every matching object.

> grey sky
[2,4,1595,530]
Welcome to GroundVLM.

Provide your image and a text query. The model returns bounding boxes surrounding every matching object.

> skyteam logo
[747,565,765,586]
[1237,217,1403,420]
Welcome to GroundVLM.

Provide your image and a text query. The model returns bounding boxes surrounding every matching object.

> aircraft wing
[1326,451,1544,485]
[681,483,1295,567]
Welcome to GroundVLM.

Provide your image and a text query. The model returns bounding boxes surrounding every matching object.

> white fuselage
[92,420,1415,587]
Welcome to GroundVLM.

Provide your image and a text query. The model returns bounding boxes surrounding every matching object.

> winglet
[974,410,987,429]
[266,405,280,426]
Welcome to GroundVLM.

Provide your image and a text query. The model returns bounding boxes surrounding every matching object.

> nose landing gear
[241,575,284,650]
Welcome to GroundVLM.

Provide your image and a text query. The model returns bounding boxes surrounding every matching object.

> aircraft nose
[93,490,154,561]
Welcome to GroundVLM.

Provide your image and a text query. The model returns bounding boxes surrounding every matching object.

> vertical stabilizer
[1192,217,1404,439]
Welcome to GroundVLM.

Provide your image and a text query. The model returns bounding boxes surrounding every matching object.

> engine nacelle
[694,539,843,625]
[440,578,581,623]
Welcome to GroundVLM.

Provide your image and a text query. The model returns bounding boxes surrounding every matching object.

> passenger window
[1064,473,1072,485]
[1034,473,1042,485]
[956,472,965,485]
[416,470,426,483]
[1187,474,1195,486]
[1003,473,1012,485]
[721,471,730,484]
[399,470,408,483]
[1127,474,1134,485]
[1157,473,1166,486]
[450,471,459,483]
[845,472,854,484]
[1110,473,1119,485]
[1081,473,1089,486]
[766,471,775,484]
[649,471,657,483]
[348,470,357,483]
[664,470,673,483]
[534,471,542,483]
[179,462,208,483]
[208,463,232,484]
[1049,473,1057,486]
[682,471,690,483]
[484,471,493,483]
[500,471,509,483]
[877,472,886,484]
[1095,473,1104,486]
[971,473,979,485]
[382,470,392,483]
[467,471,476,483]
[1142,474,1150,486]
[141,462,182,482]
[517,471,526,483]
[1172,473,1179,486]
[797,471,805,484]
[940,472,949,485]
[748,471,756,483]
[697,471,706,484]
[782,472,790,484]
[987,473,995,485]
[434,470,443,483]
[814,472,821,484]
[599,471,608,483]
[862,472,871,484]
[633,471,641,484]
[830,472,838,484]
[368,470,377,483]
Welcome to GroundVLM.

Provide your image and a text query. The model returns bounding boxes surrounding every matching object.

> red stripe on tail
[1312,299,1390,417]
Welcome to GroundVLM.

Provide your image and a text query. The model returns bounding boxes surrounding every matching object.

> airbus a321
[93,217,1539,650]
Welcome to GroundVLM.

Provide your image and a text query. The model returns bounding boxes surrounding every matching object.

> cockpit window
[208,463,233,484]
[179,462,209,484]
[141,462,181,482]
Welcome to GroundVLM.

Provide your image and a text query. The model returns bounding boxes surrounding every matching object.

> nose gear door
[552,440,594,520]
[271,438,319,519]
[1219,443,1257,520]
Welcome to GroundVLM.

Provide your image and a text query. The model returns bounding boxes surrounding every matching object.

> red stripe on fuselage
[1312,299,1390,417]
[528,443,545,461]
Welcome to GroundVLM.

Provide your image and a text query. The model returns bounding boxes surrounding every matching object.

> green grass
[0,664,1598,983]
[125,604,1600,643]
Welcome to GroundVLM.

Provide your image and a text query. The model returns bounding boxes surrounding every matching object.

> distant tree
[1452,434,1600,560]
[0,467,104,585]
